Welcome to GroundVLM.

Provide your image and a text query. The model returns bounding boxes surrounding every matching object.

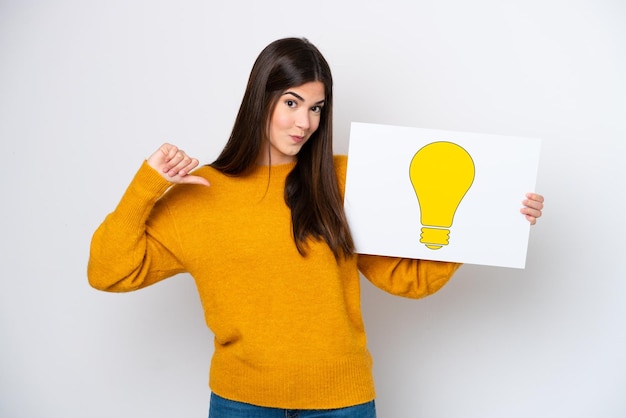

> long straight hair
[211,38,354,260]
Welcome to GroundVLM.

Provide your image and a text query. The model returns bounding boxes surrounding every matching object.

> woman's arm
[87,144,209,292]
[358,256,462,299]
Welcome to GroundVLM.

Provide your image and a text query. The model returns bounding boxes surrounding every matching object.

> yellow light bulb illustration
[409,141,475,250]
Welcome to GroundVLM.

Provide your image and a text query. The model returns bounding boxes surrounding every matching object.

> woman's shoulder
[333,154,348,166]
[160,165,221,204]
[333,154,348,173]
[192,164,220,180]
[333,154,348,189]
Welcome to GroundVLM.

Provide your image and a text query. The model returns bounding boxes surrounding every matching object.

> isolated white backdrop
[1,1,625,417]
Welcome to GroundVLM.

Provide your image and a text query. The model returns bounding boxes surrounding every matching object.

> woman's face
[260,81,325,166]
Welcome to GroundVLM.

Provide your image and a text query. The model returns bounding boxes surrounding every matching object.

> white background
[1,1,625,417]
[345,123,542,268]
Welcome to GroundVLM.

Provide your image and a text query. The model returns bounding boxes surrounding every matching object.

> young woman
[88,38,544,417]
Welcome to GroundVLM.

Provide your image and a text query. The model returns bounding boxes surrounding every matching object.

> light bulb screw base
[420,227,450,250]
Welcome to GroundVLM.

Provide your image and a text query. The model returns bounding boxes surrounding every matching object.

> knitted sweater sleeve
[357,255,461,298]
[87,161,186,292]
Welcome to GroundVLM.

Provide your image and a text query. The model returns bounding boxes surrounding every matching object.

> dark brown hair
[211,37,354,259]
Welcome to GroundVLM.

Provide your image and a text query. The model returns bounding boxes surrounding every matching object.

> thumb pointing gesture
[147,143,210,187]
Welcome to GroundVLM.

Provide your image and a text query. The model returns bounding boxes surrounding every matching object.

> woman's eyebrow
[282,91,325,105]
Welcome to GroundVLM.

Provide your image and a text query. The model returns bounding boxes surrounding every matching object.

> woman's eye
[286,100,297,108]
[311,106,322,113]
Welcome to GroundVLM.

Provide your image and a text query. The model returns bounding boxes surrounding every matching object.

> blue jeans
[209,393,377,418]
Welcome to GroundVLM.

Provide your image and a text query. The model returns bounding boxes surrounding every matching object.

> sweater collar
[250,161,297,178]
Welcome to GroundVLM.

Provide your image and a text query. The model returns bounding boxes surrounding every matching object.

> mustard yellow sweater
[88,155,460,410]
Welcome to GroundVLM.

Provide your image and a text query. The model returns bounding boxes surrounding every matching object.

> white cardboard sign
[344,122,541,268]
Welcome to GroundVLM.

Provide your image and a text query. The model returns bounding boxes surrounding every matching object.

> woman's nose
[295,111,310,130]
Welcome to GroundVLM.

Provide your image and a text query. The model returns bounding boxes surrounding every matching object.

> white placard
[344,122,541,268]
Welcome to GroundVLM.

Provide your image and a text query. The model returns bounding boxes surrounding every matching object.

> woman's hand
[521,193,544,225]
[147,143,210,187]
